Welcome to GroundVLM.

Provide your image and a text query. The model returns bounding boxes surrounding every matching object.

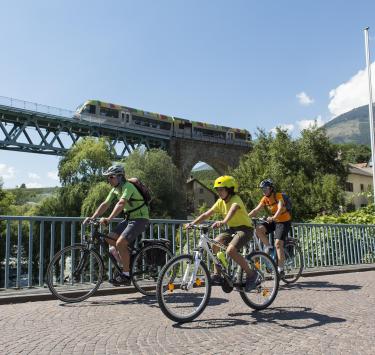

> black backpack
[281,192,292,213]
[127,178,152,206]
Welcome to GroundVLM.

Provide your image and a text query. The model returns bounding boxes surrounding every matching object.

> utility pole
[364,27,375,205]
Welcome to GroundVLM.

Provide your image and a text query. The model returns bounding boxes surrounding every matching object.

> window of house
[345,182,353,192]
[199,188,204,194]
[360,184,364,192]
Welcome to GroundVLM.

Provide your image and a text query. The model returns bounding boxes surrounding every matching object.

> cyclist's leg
[212,232,231,276]
[226,227,252,276]
[256,224,272,248]
[274,221,291,270]
[116,219,149,273]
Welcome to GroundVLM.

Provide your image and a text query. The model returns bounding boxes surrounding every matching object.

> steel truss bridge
[0,96,168,159]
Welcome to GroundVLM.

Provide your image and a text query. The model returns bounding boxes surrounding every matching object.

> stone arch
[168,138,251,182]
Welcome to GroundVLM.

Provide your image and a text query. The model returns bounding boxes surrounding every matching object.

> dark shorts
[113,219,149,244]
[216,226,253,251]
[261,220,291,241]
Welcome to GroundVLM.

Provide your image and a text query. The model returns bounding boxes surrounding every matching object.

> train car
[75,100,251,144]
[75,100,173,135]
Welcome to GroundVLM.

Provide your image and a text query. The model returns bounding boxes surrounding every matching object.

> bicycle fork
[181,251,201,291]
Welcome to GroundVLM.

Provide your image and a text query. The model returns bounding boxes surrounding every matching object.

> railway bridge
[0,96,251,180]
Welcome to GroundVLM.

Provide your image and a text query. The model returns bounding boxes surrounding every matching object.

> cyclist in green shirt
[83,165,149,286]
[186,175,258,291]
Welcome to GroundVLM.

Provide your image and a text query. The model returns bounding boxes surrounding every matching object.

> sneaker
[110,274,131,286]
[245,272,258,292]
[210,274,223,286]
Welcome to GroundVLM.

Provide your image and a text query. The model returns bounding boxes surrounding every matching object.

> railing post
[28,220,33,288]
[39,221,45,287]
[16,220,22,288]
[4,220,11,288]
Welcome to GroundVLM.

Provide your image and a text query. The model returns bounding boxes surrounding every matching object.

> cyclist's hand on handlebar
[184,223,194,229]
[99,217,110,225]
[83,217,93,225]
[211,220,224,229]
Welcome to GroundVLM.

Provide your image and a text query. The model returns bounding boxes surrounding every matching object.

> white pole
[364,27,375,205]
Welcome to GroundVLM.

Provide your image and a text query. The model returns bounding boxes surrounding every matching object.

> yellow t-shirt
[260,192,291,222]
[212,195,252,227]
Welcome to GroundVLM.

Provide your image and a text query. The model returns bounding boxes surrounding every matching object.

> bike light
[195,278,202,286]
[168,283,175,292]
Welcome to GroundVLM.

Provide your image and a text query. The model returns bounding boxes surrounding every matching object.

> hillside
[324,104,373,145]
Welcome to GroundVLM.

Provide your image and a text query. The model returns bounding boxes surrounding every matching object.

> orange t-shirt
[260,192,291,222]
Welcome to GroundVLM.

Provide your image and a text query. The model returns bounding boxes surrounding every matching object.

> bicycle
[46,219,173,303]
[156,224,279,323]
[251,218,303,284]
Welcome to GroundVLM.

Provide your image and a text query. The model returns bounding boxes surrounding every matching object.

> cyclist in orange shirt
[248,179,292,276]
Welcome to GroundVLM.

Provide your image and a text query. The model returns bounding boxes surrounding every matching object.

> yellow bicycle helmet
[213,175,239,192]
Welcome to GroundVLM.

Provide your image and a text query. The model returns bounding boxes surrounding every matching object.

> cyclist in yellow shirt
[248,178,292,276]
[186,175,257,291]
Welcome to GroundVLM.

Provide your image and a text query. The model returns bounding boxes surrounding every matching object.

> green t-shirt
[212,194,252,227]
[104,181,149,219]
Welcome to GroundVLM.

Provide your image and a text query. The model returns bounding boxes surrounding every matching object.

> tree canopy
[233,126,347,221]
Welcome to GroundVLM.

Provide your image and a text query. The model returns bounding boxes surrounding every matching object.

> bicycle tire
[281,241,303,284]
[46,244,104,303]
[131,243,173,296]
[156,254,211,323]
[239,251,279,310]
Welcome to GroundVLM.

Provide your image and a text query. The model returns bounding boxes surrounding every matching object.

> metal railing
[1,216,375,289]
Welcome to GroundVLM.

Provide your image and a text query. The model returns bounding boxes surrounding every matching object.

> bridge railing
[1,216,375,289]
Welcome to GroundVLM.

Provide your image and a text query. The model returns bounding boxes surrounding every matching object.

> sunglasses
[107,175,117,180]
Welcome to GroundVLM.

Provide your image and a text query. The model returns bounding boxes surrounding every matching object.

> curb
[1,265,375,305]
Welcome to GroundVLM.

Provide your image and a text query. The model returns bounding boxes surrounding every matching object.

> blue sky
[1,0,375,188]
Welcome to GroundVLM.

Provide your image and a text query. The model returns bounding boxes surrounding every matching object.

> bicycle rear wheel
[239,251,279,310]
[46,244,104,303]
[156,254,211,323]
[282,241,303,284]
[132,243,173,296]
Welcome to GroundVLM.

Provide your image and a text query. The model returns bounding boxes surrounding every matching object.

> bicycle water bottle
[109,246,121,265]
[217,251,228,269]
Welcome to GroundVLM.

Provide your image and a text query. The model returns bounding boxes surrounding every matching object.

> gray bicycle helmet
[259,178,274,189]
[103,164,125,176]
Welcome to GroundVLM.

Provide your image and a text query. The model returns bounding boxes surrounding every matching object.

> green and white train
[75,100,251,144]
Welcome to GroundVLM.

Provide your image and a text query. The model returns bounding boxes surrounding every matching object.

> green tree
[334,143,371,164]
[32,137,114,217]
[0,178,15,215]
[123,149,186,218]
[233,126,347,221]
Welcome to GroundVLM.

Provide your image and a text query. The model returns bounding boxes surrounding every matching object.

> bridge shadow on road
[228,306,346,330]
[280,280,362,292]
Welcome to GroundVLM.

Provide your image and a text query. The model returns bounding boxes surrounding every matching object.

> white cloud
[28,172,41,180]
[328,62,375,117]
[0,164,15,179]
[26,182,43,188]
[47,171,59,181]
[296,116,325,131]
[296,91,314,106]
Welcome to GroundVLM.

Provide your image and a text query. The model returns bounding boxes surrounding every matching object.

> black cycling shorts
[260,220,291,241]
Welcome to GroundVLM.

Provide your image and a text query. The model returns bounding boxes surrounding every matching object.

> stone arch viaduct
[168,137,251,181]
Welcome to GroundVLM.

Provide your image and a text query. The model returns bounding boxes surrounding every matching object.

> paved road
[1,271,374,355]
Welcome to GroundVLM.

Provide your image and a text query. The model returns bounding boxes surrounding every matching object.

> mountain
[324,104,373,145]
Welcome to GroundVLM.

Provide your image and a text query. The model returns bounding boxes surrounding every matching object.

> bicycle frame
[183,226,240,290]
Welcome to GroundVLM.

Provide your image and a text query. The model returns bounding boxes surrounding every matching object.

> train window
[235,132,246,140]
[179,123,184,129]
[126,113,130,123]
[100,107,119,118]
[89,105,96,114]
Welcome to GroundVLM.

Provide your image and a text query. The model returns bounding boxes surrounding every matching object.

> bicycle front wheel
[46,244,104,303]
[132,243,173,296]
[282,241,303,284]
[239,251,279,310]
[156,254,211,323]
